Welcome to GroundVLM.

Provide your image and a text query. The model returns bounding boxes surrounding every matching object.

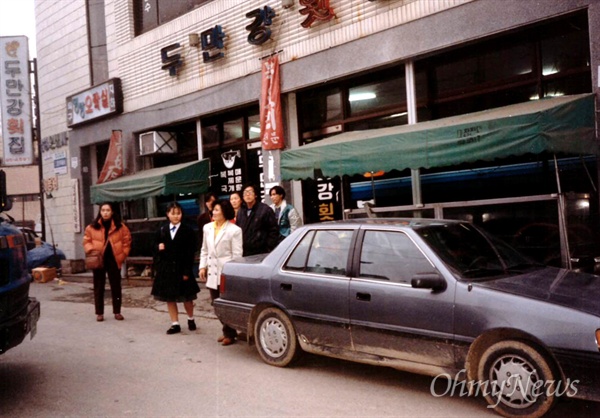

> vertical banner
[260,55,284,150]
[72,179,81,233]
[0,36,33,166]
[97,130,123,184]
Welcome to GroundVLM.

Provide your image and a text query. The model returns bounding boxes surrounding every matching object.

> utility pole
[30,58,46,241]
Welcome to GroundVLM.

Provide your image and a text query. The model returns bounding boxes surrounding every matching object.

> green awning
[281,94,598,180]
[91,159,210,203]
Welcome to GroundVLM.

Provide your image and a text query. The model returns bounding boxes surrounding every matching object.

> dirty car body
[214,218,600,417]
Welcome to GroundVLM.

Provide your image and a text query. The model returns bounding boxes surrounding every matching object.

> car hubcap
[489,354,541,409]
[259,317,288,358]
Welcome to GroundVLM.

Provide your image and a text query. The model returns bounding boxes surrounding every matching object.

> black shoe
[166,324,181,335]
[188,319,197,331]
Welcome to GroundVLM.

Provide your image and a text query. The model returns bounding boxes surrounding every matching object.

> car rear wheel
[254,307,298,367]
[477,340,557,418]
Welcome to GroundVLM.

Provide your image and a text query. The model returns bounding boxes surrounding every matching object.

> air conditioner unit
[139,131,178,156]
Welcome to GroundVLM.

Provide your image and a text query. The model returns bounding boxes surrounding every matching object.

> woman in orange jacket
[83,202,132,322]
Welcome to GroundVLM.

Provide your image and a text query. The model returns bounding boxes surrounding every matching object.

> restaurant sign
[0,36,33,166]
[66,78,123,127]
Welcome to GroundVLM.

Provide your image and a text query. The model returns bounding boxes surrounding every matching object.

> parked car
[18,227,66,270]
[214,218,600,418]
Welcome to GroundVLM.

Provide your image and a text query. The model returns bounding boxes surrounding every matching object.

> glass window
[248,112,261,141]
[283,230,352,275]
[300,88,342,131]
[415,11,590,121]
[348,76,406,116]
[359,231,433,283]
[223,117,244,146]
[305,230,352,275]
[134,0,214,35]
[284,231,315,271]
[201,123,219,149]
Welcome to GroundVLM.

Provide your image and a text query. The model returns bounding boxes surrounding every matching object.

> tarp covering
[281,94,598,180]
[91,159,210,203]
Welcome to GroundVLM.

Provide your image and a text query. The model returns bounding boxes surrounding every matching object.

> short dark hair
[270,185,285,199]
[215,199,235,221]
[165,202,184,219]
[242,183,259,196]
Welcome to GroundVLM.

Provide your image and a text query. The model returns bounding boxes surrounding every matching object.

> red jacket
[83,220,132,269]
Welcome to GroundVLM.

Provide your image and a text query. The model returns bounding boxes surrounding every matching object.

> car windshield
[416,223,542,280]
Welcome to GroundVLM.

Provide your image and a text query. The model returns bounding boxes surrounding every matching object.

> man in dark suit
[235,184,279,256]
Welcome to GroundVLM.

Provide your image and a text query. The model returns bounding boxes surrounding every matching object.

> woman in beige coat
[199,199,243,345]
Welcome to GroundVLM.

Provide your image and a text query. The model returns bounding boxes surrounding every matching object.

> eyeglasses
[243,190,255,195]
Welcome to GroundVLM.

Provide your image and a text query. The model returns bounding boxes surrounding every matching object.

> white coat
[199,221,243,290]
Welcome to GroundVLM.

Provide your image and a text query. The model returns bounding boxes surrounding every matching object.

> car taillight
[596,329,600,351]
[219,274,226,294]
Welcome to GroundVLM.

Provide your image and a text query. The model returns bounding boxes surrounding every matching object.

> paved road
[0,279,598,417]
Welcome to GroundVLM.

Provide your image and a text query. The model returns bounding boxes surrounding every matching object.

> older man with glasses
[235,184,279,256]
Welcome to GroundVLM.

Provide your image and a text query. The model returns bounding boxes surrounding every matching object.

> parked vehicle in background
[0,171,41,355]
[214,218,600,418]
[18,226,66,270]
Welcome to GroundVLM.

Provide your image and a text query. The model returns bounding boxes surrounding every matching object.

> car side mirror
[411,272,447,292]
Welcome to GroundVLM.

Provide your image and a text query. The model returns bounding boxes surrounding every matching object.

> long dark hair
[92,202,124,230]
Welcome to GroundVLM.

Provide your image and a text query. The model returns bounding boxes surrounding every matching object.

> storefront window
[223,117,244,146]
[134,0,214,35]
[248,113,261,141]
[299,68,407,143]
[348,76,406,117]
[201,106,262,197]
[415,11,590,120]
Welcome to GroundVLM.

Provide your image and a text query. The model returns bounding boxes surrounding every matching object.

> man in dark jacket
[236,184,279,256]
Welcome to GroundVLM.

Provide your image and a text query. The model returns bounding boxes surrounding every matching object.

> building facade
[35,0,600,268]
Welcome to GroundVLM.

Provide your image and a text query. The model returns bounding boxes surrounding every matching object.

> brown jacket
[83,220,132,269]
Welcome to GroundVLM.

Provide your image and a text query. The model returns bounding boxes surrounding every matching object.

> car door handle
[280,283,292,291]
[356,292,371,301]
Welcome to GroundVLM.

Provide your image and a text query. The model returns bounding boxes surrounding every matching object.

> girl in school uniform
[151,202,200,334]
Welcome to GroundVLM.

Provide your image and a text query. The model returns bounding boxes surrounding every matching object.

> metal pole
[30,58,46,241]
[554,155,571,270]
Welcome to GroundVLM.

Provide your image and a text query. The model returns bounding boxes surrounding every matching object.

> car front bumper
[0,297,40,355]
[553,347,600,402]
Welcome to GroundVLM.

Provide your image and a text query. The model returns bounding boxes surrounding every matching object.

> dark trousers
[209,287,237,339]
[93,254,122,315]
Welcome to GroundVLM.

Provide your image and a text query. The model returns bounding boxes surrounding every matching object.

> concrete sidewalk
[55,271,216,319]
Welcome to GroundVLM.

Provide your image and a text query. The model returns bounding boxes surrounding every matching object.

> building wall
[35,0,599,260]
[109,0,470,114]
[35,0,90,258]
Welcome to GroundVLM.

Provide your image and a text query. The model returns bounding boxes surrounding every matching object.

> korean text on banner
[97,130,123,184]
[0,36,33,166]
[260,55,284,150]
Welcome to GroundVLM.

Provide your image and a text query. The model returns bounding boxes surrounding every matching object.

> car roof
[303,218,465,229]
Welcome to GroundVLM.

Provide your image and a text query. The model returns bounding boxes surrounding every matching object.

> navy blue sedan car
[214,219,600,417]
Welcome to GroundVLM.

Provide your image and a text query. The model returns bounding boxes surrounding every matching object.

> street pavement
[53,271,217,319]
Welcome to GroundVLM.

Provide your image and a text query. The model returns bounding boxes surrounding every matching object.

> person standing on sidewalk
[269,185,302,243]
[199,199,243,346]
[83,202,132,322]
[236,184,279,256]
[151,202,200,335]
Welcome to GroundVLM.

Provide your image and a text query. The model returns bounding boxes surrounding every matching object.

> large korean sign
[66,78,123,127]
[0,36,33,166]
[260,55,284,150]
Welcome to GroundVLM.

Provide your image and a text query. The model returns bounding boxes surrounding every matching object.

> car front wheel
[254,307,298,367]
[477,340,557,418]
